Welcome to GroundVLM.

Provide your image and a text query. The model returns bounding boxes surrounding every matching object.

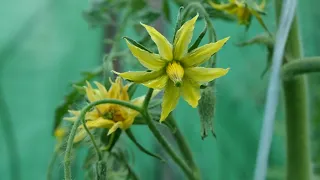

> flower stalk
[275,1,312,180]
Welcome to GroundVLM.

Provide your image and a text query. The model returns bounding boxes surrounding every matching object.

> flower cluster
[208,0,266,26]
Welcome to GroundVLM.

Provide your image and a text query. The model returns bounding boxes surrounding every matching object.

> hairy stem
[64,99,142,180]
[282,57,320,80]
[275,1,312,180]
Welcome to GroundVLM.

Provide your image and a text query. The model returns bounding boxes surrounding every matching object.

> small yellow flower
[208,0,266,26]
[114,14,230,122]
[64,77,157,142]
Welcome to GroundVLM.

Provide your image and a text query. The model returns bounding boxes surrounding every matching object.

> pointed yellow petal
[160,81,180,122]
[64,116,78,122]
[181,77,200,108]
[140,23,173,60]
[81,117,114,129]
[113,70,164,83]
[125,39,166,70]
[185,67,230,84]
[74,129,87,143]
[85,81,97,102]
[107,122,122,135]
[122,117,135,129]
[173,14,198,60]
[181,37,230,67]
[94,81,108,98]
[142,75,168,89]
[208,1,237,12]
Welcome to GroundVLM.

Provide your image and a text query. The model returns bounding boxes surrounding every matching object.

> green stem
[125,129,165,162]
[167,114,200,178]
[81,113,102,161]
[64,99,142,180]
[282,57,320,80]
[141,111,196,179]
[275,2,312,180]
[0,90,20,180]
[142,88,154,110]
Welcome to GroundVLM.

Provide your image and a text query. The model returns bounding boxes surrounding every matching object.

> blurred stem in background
[275,0,312,179]
[0,89,20,180]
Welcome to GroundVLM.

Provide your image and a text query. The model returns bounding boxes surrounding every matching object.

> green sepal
[125,129,166,162]
[197,86,216,139]
[53,66,103,134]
[188,22,207,52]
[127,83,139,100]
[72,84,86,95]
[172,6,184,42]
[100,128,122,151]
[236,33,275,78]
[205,6,237,22]
[123,36,153,53]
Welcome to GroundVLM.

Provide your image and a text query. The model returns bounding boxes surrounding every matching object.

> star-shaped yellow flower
[114,14,230,121]
[64,77,157,142]
[208,0,266,26]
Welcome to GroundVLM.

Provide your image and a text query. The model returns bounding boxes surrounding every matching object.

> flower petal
[173,14,198,60]
[181,77,201,108]
[113,70,164,83]
[142,75,168,89]
[81,117,114,129]
[160,81,180,122]
[74,129,87,143]
[122,117,135,130]
[208,1,237,11]
[125,39,166,70]
[185,67,230,84]
[181,37,230,67]
[94,81,108,98]
[107,122,122,135]
[85,81,98,102]
[140,23,173,60]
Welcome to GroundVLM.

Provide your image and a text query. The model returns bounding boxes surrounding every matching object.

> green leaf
[123,36,153,53]
[197,86,216,139]
[53,66,103,134]
[96,161,107,180]
[130,0,147,13]
[188,22,207,52]
[163,0,171,22]
[125,129,166,162]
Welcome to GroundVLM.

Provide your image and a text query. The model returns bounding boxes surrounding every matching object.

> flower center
[166,61,184,87]
[102,106,126,122]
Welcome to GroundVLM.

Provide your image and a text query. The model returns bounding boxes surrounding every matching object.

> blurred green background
[0,0,319,180]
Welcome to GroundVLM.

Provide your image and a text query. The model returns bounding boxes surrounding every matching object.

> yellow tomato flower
[208,0,266,26]
[64,77,157,142]
[114,14,230,122]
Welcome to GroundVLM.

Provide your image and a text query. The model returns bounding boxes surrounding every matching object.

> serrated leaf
[163,0,171,22]
[188,22,207,52]
[53,67,103,134]
[125,129,165,162]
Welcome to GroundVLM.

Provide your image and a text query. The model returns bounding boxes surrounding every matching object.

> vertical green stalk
[275,1,312,180]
